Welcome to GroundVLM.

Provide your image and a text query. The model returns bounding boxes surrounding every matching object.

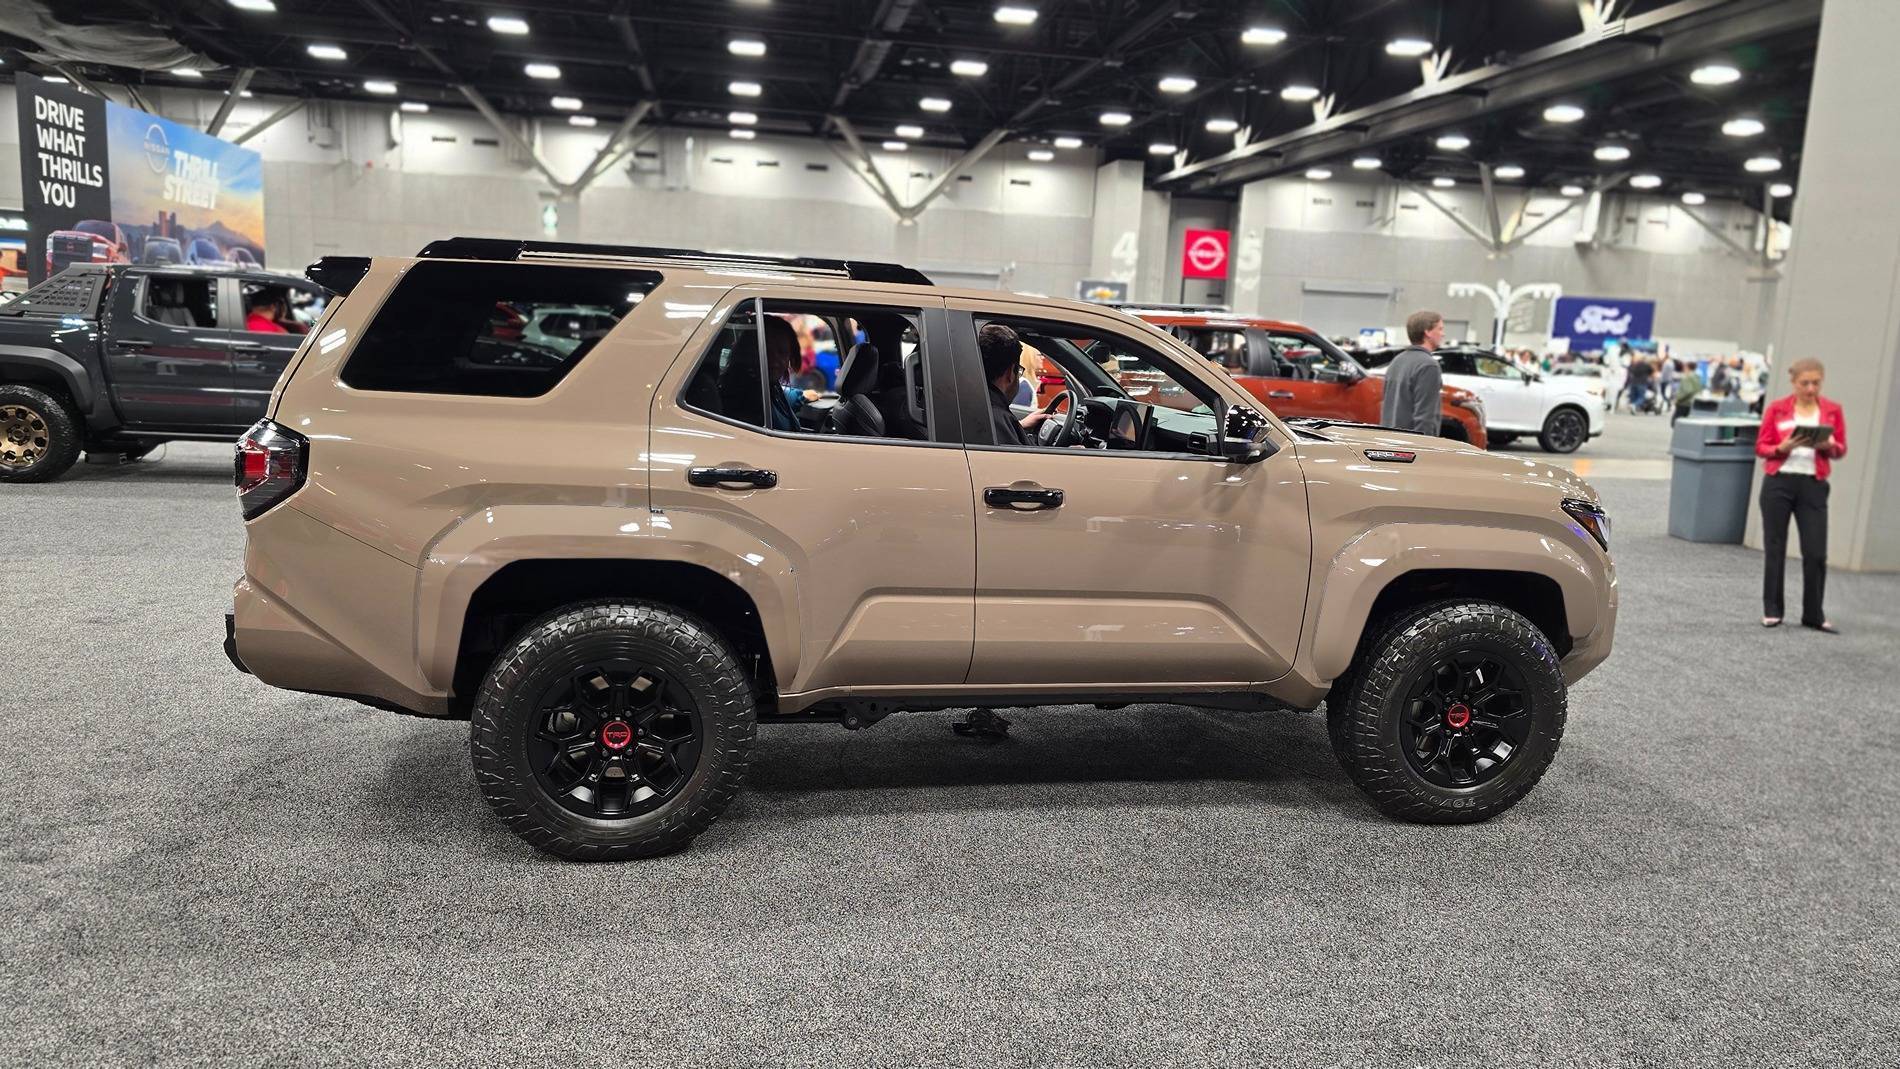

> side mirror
[1215,399,1276,464]
[1221,436,1274,464]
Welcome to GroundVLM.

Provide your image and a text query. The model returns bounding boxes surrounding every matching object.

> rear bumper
[223,611,250,675]
[231,575,449,716]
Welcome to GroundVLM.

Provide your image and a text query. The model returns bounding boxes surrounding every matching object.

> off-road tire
[470,600,756,860]
[0,384,82,483]
[1327,599,1566,824]
[1537,406,1589,454]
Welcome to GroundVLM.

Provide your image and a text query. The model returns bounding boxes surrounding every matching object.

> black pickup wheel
[0,384,82,483]
[470,600,756,860]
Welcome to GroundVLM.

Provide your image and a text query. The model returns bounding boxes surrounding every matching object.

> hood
[1286,419,1600,508]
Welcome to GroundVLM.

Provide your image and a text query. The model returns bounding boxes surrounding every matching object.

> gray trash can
[1668,417,1761,542]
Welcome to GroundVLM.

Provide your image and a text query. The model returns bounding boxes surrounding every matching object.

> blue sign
[1551,296,1656,342]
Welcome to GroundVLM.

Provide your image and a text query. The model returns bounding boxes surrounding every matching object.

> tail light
[235,419,308,519]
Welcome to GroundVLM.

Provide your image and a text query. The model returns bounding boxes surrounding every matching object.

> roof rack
[1102,301,1233,314]
[416,237,934,287]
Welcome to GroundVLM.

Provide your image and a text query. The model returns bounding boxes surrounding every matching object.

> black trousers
[1760,473,1829,624]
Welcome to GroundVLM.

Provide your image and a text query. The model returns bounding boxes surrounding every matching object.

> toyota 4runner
[227,238,1617,860]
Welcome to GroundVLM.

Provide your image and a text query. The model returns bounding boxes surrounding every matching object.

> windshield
[76,221,117,240]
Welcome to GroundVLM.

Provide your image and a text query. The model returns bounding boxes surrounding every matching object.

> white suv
[1367,345,1604,453]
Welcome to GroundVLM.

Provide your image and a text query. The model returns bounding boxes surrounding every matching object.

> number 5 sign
[1181,228,1231,280]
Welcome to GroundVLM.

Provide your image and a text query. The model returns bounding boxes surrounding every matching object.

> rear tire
[0,384,82,483]
[1327,599,1566,824]
[1486,432,1517,448]
[1537,406,1589,453]
[470,600,756,860]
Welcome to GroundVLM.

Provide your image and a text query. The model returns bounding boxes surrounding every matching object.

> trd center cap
[600,720,634,751]
[1445,704,1472,730]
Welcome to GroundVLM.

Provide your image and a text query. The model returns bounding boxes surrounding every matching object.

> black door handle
[117,339,153,350]
[688,466,777,489]
[231,342,268,352]
[984,485,1064,510]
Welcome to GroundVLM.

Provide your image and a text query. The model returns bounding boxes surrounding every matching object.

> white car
[1365,346,1605,453]
[1551,362,1615,412]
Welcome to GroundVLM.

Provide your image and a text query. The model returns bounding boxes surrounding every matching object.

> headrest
[837,342,881,395]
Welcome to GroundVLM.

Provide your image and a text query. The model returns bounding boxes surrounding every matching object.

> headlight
[1585,383,1604,395]
[1562,498,1611,550]
[1453,395,1483,411]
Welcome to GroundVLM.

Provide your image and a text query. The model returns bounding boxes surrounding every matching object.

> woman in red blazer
[1755,358,1847,632]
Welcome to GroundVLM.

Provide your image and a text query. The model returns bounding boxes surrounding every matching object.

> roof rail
[416,237,933,287]
[1102,301,1233,313]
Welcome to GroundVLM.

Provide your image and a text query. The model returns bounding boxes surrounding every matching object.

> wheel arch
[1304,522,1602,684]
[0,345,95,414]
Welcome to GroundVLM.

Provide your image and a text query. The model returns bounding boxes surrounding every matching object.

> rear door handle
[688,466,778,489]
[984,485,1064,510]
[116,339,153,350]
[231,342,268,352]
[1268,390,1295,399]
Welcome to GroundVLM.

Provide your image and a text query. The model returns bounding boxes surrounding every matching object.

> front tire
[470,600,756,860]
[1327,600,1566,824]
[1537,406,1588,453]
[0,384,82,483]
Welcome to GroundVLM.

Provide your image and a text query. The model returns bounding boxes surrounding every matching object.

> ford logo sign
[1573,304,1633,335]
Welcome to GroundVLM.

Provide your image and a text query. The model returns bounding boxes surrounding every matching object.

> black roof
[417,237,934,287]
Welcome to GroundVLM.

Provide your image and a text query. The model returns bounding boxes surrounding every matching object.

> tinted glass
[342,262,658,397]
[682,305,766,428]
[141,276,216,328]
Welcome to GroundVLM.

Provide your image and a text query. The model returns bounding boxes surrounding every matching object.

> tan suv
[227,239,1617,860]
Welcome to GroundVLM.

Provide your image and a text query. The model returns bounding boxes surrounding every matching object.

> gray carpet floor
[3,416,1896,1067]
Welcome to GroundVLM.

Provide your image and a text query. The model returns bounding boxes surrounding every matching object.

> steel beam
[1010,1,1183,126]
[1478,164,1504,250]
[567,101,655,194]
[1403,182,1500,252]
[52,65,114,101]
[902,128,1010,221]
[1681,204,1776,271]
[230,98,306,146]
[1159,0,1821,193]
[458,85,568,190]
[828,117,908,218]
[206,69,255,137]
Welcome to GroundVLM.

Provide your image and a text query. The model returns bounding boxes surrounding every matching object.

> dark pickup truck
[0,264,329,481]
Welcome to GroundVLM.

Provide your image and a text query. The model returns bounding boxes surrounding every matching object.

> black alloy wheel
[528,661,702,819]
[1398,651,1531,789]
[1539,408,1588,453]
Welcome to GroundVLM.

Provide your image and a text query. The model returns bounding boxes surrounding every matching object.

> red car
[1129,309,1487,448]
[45,219,131,276]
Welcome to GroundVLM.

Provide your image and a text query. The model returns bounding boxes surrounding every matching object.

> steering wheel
[1035,388,1084,448]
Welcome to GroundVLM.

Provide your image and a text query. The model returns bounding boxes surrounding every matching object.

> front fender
[415,505,801,694]
[1305,522,1605,682]
[0,344,97,414]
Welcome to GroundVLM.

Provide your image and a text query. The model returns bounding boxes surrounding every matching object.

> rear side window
[341,261,660,397]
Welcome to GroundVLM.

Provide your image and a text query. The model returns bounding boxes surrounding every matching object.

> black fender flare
[0,344,96,414]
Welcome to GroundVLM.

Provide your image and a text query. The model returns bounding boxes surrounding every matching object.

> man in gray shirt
[1381,309,1447,435]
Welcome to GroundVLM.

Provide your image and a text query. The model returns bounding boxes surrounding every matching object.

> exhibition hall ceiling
[6,0,1816,207]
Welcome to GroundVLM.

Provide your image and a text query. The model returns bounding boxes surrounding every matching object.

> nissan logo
[143,123,171,174]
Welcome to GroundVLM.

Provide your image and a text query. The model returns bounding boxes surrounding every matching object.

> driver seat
[146,280,194,327]
[828,342,886,438]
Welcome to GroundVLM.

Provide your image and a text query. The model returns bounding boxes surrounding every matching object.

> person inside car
[245,293,290,334]
[764,315,821,431]
[980,323,1051,445]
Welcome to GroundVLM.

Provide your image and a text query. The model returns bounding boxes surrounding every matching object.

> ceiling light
[524,62,561,80]
[921,96,953,113]
[1435,133,1470,151]
[884,141,909,152]
[1744,156,1782,173]
[307,43,347,61]
[568,115,597,127]
[728,38,766,57]
[1205,117,1239,134]
[1158,76,1197,93]
[1722,117,1765,138]
[363,80,397,95]
[1433,177,1456,188]
[236,90,253,98]
[1027,148,1055,161]
[1100,110,1132,127]
[1630,173,1662,189]
[1242,26,1287,46]
[1281,85,1321,102]
[399,101,429,113]
[1352,156,1381,170]
[228,0,276,10]
[994,5,1038,25]
[1769,182,1793,198]
[1594,144,1631,161]
[1053,136,1083,149]
[1494,164,1525,179]
[1543,103,1586,123]
[895,124,924,138]
[1561,184,1586,197]
[170,68,204,78]
[729,80,762,97]
[1148,142,1176,155]
[729,128,755,140]
[551,96,582,110]
[950,59,989,77]
[728,110,758,125]
[1385,38,1433,58]
[1305,168,1332,180]
[487,15,529,35]
[1681,191,1706,206]
[1691,63,1741,86]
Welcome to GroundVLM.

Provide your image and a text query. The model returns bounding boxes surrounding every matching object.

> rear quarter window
[340,261,660,397]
